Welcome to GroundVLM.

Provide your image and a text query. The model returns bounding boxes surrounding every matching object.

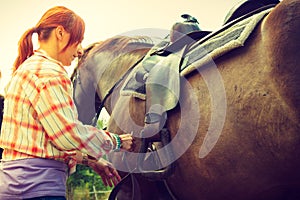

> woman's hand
[88,157,121,187]
[119,133,135,151]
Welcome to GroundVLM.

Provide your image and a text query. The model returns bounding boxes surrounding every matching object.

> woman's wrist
[81,153,97,166]
[104,131,122,151]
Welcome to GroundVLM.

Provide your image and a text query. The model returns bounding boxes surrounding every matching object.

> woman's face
[58,32,83,66]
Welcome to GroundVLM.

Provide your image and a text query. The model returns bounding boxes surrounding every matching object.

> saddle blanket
[181,8,272,76]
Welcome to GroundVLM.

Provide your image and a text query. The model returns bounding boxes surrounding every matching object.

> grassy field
[67,186,111,200]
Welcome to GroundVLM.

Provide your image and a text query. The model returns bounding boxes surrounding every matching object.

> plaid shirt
[0,50,115,173]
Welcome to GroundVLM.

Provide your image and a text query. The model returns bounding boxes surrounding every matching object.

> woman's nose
[77,44,84,57]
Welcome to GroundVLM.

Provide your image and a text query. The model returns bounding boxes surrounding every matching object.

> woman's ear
[55,26,65,40]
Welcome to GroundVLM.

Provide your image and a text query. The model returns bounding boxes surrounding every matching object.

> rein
[90,55,146,127]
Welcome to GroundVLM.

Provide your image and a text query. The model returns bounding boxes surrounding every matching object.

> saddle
[132,14,207,181]
[121,14,210,100]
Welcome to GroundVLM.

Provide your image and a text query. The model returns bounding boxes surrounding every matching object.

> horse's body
[73,0,300,199]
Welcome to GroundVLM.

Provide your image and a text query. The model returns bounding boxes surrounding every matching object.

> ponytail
[13,27,36,72]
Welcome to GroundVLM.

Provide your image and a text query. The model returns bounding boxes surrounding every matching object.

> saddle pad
[181,8,272,76]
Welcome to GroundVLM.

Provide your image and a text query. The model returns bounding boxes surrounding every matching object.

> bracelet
[112,134,122,151]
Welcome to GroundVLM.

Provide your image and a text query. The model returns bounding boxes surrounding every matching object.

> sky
[0,0,241,95]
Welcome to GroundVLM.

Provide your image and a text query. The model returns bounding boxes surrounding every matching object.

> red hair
[13,6,85,72]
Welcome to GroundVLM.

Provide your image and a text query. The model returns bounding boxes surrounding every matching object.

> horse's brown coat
[73,1,300,199]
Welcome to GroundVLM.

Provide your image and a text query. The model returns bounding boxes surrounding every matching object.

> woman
[0,6,133,200]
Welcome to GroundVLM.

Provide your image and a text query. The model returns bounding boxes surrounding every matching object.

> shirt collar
[34,49,64,68]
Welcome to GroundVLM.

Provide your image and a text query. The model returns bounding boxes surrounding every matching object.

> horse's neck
[96,49,149,113]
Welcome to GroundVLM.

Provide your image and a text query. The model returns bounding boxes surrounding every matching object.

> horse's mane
[92,35,154,55]
[71,35,154,80]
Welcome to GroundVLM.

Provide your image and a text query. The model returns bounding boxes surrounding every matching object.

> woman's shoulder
[21,55,69,79]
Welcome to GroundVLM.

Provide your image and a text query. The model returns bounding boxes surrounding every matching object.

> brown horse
[72,0,300,199]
